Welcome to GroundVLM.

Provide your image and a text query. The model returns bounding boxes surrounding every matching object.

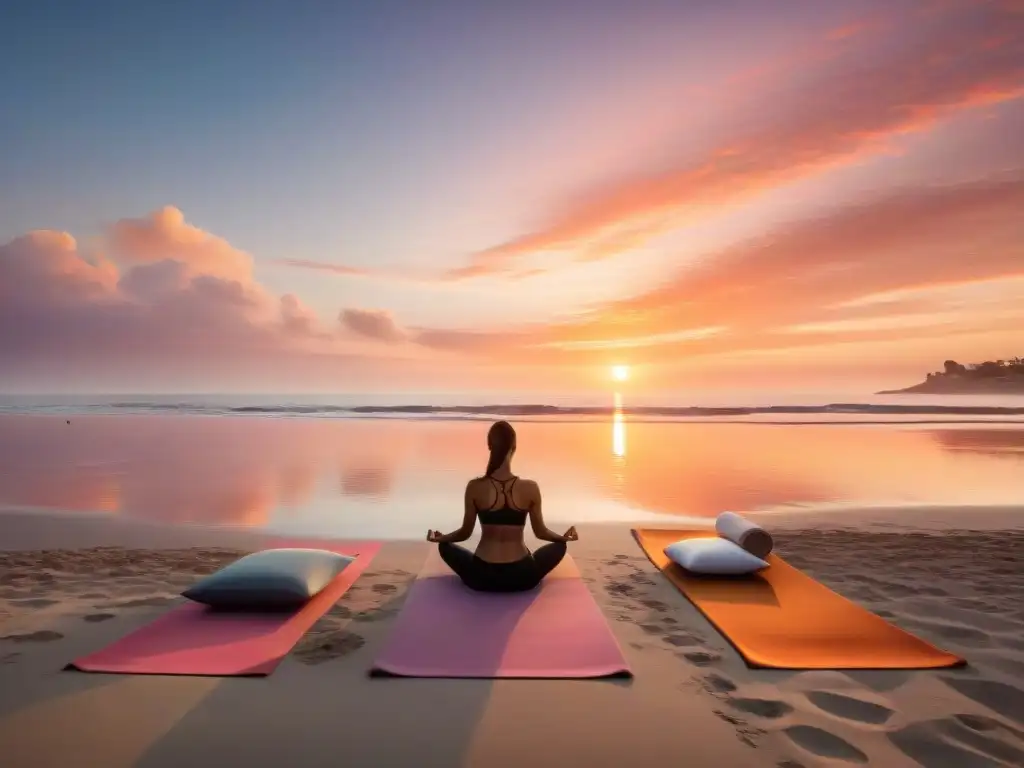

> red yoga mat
[67,539,380,677]
[370,552,631,679]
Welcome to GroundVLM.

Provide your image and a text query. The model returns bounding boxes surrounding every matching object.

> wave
[3,400,1024,421]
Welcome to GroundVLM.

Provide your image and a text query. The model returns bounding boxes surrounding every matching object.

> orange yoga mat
[632,528,966,670]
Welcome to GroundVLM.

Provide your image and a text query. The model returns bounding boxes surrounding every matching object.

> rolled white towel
[715,511,774,560]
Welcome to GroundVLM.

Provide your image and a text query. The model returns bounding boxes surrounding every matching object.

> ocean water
[0,391,1022,422]
[0,408,1021,539]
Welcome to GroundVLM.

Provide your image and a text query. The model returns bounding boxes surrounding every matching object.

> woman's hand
[426,530,444,543]
[562,526,579,542]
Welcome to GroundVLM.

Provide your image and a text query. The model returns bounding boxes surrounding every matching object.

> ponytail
[484,448,504,478]
[483,420,516,477]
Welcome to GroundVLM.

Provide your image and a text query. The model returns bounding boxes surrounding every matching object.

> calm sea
[0,392,1022,538]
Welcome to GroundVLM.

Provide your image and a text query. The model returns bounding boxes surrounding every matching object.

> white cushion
[664,537,768,575]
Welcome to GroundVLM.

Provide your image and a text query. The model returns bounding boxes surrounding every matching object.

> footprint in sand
[729,697,794,719]
[12,598,60,609]
[702,673,738,694]
[629,573,658,587]
[1,630,64,643]
[805,691,894,725]
[103,596,175,609]
[942,717,1024,765]
[681,651,721,667]
[638,598,668,612]
[662,632,701,648]
[783,725,868,764]
[293,631,366,665]
[955,714,1024,741]
[605,581,639,598]
[352,608,398,623]
[370,583,397,595]
[888,718,1021,768]
[941,676,1024,725]
[83,613,116,623]
[712,709,765,748]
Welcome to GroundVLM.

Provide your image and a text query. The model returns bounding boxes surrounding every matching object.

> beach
[7,0,1024,762]
[2,507,1023,768]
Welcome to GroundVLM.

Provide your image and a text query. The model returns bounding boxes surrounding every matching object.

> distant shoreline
[880,358,1024,395]
[878,379,1024,396]
[2,400,1024,419]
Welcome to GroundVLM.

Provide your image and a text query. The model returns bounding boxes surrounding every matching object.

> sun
[611,364,630,382]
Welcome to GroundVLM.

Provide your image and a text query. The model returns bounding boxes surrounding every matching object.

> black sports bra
[477,476,528,526]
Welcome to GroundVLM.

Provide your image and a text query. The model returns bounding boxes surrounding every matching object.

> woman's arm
[436,481,478,543]
[526,482,568,543]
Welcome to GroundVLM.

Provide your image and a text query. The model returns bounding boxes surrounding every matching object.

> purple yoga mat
[370,553,631,678]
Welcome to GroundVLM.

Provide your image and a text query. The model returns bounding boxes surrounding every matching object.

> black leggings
[438,541,567,593]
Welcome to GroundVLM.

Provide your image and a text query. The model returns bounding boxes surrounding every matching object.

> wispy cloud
[531,326,727,352]
[443,1,1024,280]
[272,257,438,284]
[395,173,1024,365]
[274,258,374,277]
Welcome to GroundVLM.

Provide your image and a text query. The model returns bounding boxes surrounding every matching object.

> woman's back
[428,420,576,592]
[471,473,537,563]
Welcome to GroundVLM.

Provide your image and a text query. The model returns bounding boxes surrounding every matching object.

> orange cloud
[395,174,1024,368]
[444,1,1024,280]
[107,206,252,281]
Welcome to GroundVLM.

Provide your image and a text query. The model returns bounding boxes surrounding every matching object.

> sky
[1,0,1022,395]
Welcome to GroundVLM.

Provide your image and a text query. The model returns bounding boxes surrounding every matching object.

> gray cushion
[182,548,355,611]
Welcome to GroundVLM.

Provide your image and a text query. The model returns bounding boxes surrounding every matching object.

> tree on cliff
[943,360,967,375]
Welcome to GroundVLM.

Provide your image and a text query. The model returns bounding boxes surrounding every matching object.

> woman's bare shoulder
[516,477,540,493]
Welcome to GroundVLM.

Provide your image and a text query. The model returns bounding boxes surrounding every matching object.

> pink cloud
[339,308,407,344]
[0,208,382,389]
[279,293,321,338]
[0,231,118,307]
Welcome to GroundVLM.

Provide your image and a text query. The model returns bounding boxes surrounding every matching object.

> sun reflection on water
[612,392,627,459]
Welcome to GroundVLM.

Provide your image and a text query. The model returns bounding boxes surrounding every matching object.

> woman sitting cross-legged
[426,420,578,593]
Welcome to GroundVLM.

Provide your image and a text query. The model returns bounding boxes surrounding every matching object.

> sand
[1,509,1023,768]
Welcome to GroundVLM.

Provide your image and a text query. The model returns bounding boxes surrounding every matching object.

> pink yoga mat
[67,539,380,677]
[370,553,631,678]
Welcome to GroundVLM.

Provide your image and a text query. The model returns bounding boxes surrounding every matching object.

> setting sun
[611,365,630,382]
